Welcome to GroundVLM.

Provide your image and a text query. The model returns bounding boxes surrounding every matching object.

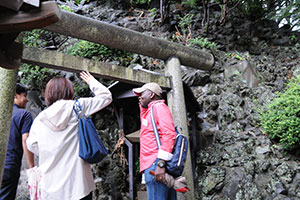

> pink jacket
[139,100,176,172]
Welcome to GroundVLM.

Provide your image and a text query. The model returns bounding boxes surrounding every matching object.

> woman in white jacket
[26,71,112,200]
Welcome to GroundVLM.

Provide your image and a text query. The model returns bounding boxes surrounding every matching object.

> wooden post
[165,56,195,200]
[0,68,17,183]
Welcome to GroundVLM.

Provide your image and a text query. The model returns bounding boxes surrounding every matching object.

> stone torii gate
[0,2,214,199]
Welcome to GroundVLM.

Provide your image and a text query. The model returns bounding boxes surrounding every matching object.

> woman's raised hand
[80,71,95,85]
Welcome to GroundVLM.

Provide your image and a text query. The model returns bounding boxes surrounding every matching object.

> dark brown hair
[16,83,27,95]
[44,77,74,106]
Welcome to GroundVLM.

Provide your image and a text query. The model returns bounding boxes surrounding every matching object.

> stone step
[137,191,147,200]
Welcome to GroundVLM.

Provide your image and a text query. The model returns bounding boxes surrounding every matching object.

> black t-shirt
[4,104,33,171]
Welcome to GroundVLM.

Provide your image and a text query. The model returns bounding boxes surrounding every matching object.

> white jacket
[26,78,112,200]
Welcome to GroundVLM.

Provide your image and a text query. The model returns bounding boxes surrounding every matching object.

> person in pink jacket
[133,82,177,200]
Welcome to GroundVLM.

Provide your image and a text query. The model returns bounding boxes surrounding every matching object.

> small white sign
[142,118,148,126]
[23,0,39,7]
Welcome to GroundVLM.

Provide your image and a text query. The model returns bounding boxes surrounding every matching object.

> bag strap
[73,99,82,119]
[150,104,162,149]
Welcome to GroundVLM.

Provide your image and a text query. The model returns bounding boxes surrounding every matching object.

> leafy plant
[260,75,300,151]
[173,14,193,45]
[178,14,194,35]
[182,0,198,8]
[289,35,297,41]
[225,52,250,60]
[20,64,93,99]
[67,40,134,66]
[23,29,48,47]
[23,29,68,49]
[135,160,140,174]
[188,37,217,49]
[239,0,266,19]
[130,0,151,5]
[148,7,158,17]
[58,5,73,12]
[19,64,57,91]
[172,13,217,50]
[72,79,90,99]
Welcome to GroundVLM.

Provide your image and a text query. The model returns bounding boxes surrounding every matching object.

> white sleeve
[26,122,39,156]
[78,78,112,117]
[157,149,173,161]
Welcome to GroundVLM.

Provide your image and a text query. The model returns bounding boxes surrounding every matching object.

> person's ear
[14,93,19,104]
[150,92,155,99]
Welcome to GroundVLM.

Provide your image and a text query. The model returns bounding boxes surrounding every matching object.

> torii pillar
[0,68,18,184]
[0,40,22,184]
[165,56,195,200]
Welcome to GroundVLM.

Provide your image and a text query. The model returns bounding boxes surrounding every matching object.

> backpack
[73,100,108,164]
[150,105,188,177]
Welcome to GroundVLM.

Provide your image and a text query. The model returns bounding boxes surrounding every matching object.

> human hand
[154,165,166,182]
[80,71,95,85]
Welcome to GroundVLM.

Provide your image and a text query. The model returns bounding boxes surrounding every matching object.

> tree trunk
[160,0,170,24]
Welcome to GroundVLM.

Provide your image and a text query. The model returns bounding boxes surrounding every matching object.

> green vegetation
[58,4,73,12]
[66,40,134,66]
[19,64,92,98]
[260,75,300,151]
[19,64,57,91]
[125,0,299,31]
[173,13,217,49]
[148,8,158,17]
[181,0,198,8]
[157,0,299,32]
[130,0,151,5]
[22,32,134,97]
[238,0,266,19]
[188,37,217,49]
[178,14,194,36]
[290,35,297,41]
[72,79,90,98]
[23,30,47,47]
[225,52,250,60]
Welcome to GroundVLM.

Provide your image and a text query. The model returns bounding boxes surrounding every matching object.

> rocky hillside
[17,0,300,199]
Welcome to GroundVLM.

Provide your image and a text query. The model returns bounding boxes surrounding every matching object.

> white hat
[132,82,162,96]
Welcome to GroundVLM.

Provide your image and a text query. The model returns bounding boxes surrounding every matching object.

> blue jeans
[144,159,177,200]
